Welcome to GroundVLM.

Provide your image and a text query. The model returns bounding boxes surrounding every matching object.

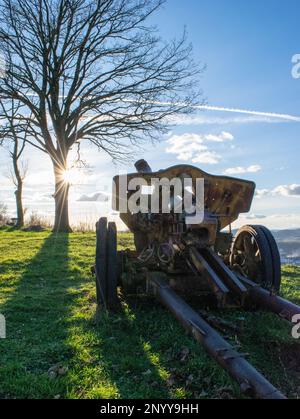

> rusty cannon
[93,160,300,400]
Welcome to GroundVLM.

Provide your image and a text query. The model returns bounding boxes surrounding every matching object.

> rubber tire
[230,225,275,291]
[107,222,118,307]
[254,225,281,293]
[95,218,108,306]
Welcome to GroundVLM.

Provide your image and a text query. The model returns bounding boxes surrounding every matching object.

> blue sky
[0,0,299,229]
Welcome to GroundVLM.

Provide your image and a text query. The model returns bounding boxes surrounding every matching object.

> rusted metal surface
[189,246,229,307]
[239,275,300,323]
[148,273,286,400]
[200,247,247,304]
[135,159,153,174]
[112,160,286,305]
[113,163,256,234]
[94,160,299,399]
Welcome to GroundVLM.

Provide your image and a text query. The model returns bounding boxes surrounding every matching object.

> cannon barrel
[239,275,300,323]
[148,273,286,399]
[189,247,300,323]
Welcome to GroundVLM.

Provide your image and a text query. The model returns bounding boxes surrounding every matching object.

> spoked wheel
[95,218,119,309]
[230,225,281,293]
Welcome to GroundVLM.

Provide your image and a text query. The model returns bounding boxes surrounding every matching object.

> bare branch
[0,0,204,231]
[0,0,203,163]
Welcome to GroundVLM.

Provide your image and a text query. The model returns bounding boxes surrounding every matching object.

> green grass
[0,230,299,399]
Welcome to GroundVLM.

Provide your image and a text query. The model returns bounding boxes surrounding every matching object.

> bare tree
[0,202,9,226]
[0,100,28,228]
[0,0,202,232]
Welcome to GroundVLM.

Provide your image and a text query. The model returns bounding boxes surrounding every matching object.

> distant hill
[272,229,300,265]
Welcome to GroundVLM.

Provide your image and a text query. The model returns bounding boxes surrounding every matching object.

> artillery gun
[94,160,300,399]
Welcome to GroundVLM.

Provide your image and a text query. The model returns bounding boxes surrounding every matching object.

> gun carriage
[93,160,300,399]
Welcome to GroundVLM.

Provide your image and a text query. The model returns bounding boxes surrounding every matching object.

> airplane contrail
[194,105,300,122]
[126,99,300,122]
[21,93,300,122]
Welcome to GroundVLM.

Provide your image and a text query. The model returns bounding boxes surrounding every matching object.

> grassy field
[0,229,299,399]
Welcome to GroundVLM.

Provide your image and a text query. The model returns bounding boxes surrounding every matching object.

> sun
[62,167,83,185]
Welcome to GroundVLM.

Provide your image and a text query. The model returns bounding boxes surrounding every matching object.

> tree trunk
[14,184,24,228]
[53,163,72,233]
[12,150,24,229]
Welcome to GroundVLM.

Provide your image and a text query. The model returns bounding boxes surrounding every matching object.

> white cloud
[77,192,110,202]
[233,213,300,230]
[191,151,221,164]
[256,184,300,199]
[256,189,270,199]
[205,132,234,142]
[224,165,261,175]
[166,131,233,165]
[245,214,267,220]
[272,184,300,197]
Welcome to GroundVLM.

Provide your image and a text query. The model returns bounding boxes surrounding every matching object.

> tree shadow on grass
[0,232,174,399]
[4,230,295,399]
[87,294,249,400]
[0,233,73,398]
[64,292,176,399]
